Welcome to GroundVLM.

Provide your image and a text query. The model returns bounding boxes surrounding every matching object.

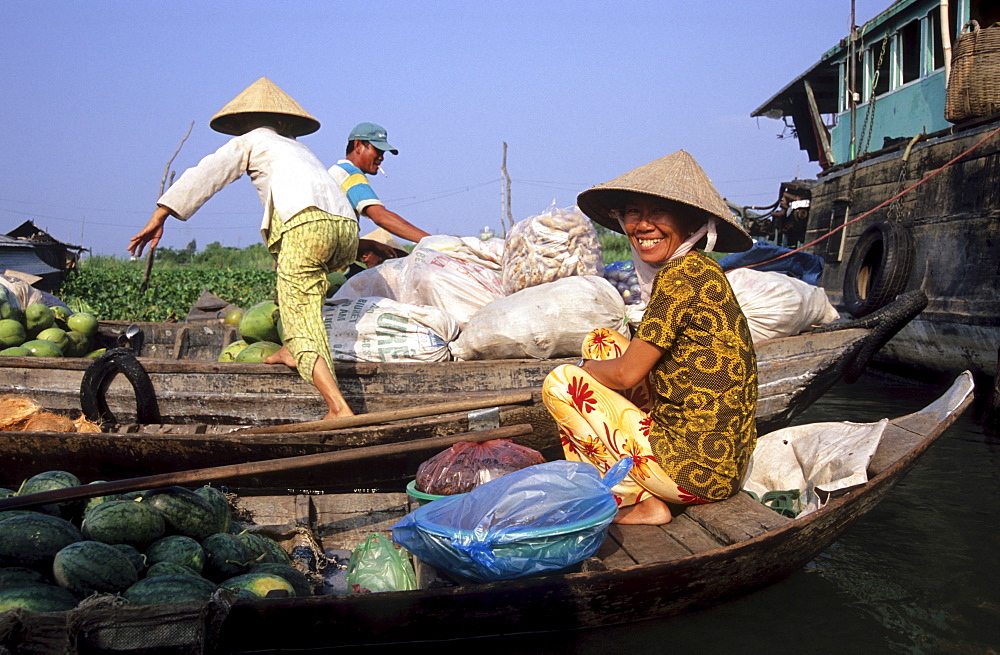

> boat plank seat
[660,513,728,554]
[681,492,791,544]
[606,524,693,565]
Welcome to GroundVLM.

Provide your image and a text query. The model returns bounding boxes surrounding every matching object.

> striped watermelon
[81,499,165,546]
[0,513,82,567]
[53,540,139,595]
[123,574,217,605]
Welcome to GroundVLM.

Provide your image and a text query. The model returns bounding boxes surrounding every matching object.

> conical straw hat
[210,77,320,137]
[577,150,752,253]
[358,228,408,259]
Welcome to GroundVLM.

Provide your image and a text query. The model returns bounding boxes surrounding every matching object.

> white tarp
[742,419,888,517]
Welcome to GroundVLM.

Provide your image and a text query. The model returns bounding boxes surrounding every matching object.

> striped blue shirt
[329,161,383,218]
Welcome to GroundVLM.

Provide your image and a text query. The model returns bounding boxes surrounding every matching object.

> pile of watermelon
[0,471,313,613]
[0,299,105,358]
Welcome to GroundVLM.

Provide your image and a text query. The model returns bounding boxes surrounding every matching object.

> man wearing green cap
[329,122,430,245]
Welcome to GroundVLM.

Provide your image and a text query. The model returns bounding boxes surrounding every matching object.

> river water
[477,370,1000,654]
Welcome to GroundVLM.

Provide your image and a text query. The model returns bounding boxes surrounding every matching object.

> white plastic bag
[501,203,603,295]
[324,297,459,362]
[725,268,840,343]
[742,419,888,517]
[449,276,628,360]
[331,239,506,328]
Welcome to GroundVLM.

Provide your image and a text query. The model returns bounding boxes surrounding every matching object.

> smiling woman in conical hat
[541,150,758,527]
[578,150,752,303]
[127,77,362,421]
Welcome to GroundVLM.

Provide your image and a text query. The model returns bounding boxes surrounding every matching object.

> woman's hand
[128,207,171,257]
[584,337,665,389]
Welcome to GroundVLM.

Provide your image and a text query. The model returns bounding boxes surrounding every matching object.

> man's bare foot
[613,496,672,525]
[264,345,296,368]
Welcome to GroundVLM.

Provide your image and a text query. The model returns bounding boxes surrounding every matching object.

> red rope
[734,124,1000,270]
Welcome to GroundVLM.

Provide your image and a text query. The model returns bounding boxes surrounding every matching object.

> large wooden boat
[0,372,974,652]
[0,291,925,432]
[750,0,1000,380]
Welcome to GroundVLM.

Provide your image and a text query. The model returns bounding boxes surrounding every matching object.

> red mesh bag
[414,439,547,496]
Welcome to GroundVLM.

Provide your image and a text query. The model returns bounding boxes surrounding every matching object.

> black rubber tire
[842,221,915,317]
[80,348,159,427]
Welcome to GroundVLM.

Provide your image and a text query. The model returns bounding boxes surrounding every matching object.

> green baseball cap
[348,122,398,154]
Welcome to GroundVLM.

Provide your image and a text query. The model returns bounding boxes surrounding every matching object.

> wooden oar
[236,391,536,434]
[0,424,533,512]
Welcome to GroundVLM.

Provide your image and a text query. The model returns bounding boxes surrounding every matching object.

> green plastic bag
[345,533,416,594]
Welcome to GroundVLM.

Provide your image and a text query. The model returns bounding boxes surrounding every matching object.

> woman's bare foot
[613,496,672,525]
[264,345,296,368]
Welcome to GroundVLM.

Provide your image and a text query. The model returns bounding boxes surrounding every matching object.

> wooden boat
[750,0,1000,380]
[0,372,974,652]
[0,290,925,431]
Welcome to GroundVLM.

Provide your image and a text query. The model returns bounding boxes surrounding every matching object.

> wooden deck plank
[661,514,726,554]
[595,532,638,570]
[607,524,692,565]
[682,493,791,545]
[312,492,408,551]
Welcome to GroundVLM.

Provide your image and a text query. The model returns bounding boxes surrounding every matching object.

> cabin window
[866,38,891,98]
[970,0,1000,31]
[900,20,921,84]
[926,9,945,72]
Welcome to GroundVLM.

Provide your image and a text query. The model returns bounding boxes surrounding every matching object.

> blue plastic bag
[391,458,632,583]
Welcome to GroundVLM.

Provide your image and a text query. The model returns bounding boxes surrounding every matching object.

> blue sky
[1,1,887,256]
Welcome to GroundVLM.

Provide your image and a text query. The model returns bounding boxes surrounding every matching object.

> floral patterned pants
[541,328,708,507]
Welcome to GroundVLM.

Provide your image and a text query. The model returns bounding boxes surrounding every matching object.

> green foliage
[59,260,276,322]
[595,224,631,265]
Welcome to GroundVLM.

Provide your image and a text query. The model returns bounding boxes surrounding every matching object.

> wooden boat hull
[804,119,1000,379]
[1,373,971,651]
[0,328,869,430]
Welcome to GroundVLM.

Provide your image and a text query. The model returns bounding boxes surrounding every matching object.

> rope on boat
[732,123,1000,272]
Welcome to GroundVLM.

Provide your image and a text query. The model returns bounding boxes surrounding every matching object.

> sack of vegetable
[414,439,547,496]
[501,202,603,295]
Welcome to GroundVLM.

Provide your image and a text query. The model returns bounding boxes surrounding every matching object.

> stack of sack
[326,204,840,363]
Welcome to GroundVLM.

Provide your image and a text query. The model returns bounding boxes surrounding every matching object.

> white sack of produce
[726,268,840,343]
[416,235,504,269]
[450,275,628,361]
[501,203,603,295]
[324,297,459,363]
[331,241,505,329]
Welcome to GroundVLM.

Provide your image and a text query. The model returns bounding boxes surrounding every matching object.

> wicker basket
[946,20,1000,123]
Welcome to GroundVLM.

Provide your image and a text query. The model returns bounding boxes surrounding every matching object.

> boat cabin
[752,0,1000,169]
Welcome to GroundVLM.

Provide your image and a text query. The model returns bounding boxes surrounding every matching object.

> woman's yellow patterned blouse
[635,251,758,500]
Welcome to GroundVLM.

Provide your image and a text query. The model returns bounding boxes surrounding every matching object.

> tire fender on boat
[80,348,159,427]
[842,220,915,317]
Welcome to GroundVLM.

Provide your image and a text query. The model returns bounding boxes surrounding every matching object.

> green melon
[0,346,31,356]
[142,487,220,541]
[145,535,205,574]
[20,339,63,358]
[237,532,290,566]
[0,583,80,613]
[219,572,295,598]
[53,540,139,595]
[193,486,231,534]
[35,327,70,353]
[123,574,217,605]
[250,563,312,597]
[217,339,249,362]
[0,566,49,587]
[0,299,23,324]
[201,533,252,582]
[0,513,82,567]
[145,561,203,579]
[66,312,99,338]
[0,318,26,348]
[81,499,166,546]
[238,301,280,344]
[24,303,54,338]
[63,330,91,357]
[17,470,81,518]
[112,543,147,578]
[235,340,281,363]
